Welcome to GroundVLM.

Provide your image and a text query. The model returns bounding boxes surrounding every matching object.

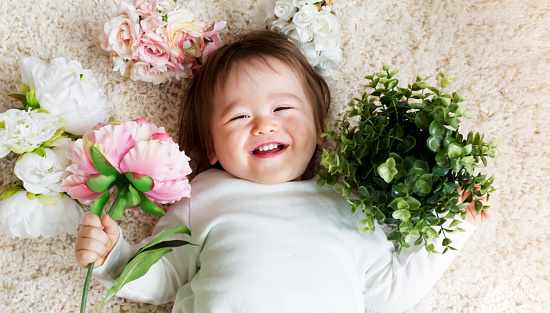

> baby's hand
[458,186,495,225]
[75,213,120,268]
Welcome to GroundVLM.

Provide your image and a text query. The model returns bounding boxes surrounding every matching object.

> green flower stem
[80,262,95,313]
[80,186,127,313]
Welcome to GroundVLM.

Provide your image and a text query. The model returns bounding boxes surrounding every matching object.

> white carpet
[1,0,549,312]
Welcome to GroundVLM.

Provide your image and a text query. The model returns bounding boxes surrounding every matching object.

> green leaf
[429,121,445,137]
[414,112,432,130]
[91,191,111,217]
[382,64,390,71]
[25,89,40,109]
[0,184,26,200]
[397,135,416,153]
[447,143,463,158]
[90,146,121,177]
[441,78,451,89]
[126,184,141,207]
[124,172,154,192]
[8,93,27,106]
[426,136,443,153]
[139,192,166,216]
[98,248,174,313]
[134,226,191,257]
[87,174,117,193]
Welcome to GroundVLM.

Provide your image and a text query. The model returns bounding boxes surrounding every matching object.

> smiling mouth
[251,143,287,156]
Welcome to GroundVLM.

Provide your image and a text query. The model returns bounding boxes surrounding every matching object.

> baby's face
[208,58,321,184]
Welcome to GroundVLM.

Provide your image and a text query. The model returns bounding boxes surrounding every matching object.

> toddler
[75,30,491,313]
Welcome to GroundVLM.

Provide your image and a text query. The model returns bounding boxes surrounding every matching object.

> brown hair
[178,30,331,176]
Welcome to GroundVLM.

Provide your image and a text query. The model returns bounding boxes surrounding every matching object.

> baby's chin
[228,170,305,185]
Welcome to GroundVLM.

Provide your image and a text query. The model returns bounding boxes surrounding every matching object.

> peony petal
[89,123,135,171]
[62,173,102,203]
[119,140,173,180]
[145,179,191,204]
[123,119,167,143]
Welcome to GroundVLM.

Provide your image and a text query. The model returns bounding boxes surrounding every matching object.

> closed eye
[229,114,250,121]
[274,106,293,112]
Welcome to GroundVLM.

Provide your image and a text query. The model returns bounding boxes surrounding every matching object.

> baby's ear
[206,136,218,165]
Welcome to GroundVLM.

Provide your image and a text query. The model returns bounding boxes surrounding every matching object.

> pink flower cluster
[99,0,226,84]
[62,118,192,205]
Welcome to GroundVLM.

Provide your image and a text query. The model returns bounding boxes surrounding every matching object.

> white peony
[14,138,71,196]
[274,0,297,21]
[310,9,339,40]
[292,4,318,27]
[0,190,84,240]
[21,57,111,135]
[0,109,64,158]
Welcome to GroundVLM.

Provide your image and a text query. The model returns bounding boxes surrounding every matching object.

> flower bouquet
[99,0,226,84]
[253,0,342,79]
[318,66,500,254]
[0,57,111,240]
[62,118,193,312]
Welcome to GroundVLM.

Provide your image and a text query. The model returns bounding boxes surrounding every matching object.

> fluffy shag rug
[1,0,549,312]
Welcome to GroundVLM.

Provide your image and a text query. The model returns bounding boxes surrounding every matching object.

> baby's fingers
[75,239,108,268]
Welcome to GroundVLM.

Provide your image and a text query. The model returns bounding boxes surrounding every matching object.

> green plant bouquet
[318,65,500,254]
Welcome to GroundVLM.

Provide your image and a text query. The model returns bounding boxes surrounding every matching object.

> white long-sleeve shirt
[93,169,476,313]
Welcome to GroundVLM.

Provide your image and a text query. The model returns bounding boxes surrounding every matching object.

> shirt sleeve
[92,198,200,305]
[362,220,477,313]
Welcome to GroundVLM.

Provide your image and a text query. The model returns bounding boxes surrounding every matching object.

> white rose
[252,0,277,27]
[0,190,83,240]
[14,139,71,195]
[315,43,342,79]
[292,4,318,27]
[21,57,111,135]
[274,0,297,21]
[0,109,64,158]
[268,19,289,33]
[300,42,320,67]
[310,10,340,40]
[293,0,315,7]
[130,61,171,85]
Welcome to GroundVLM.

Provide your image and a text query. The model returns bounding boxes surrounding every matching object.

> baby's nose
[252,116,279,135]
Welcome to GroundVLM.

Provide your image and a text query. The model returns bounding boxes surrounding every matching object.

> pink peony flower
[133,31,178,68]
[193,21,227,69]
[62,119,191,207]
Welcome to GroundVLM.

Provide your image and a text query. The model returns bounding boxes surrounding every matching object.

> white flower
[0,109,64,158]
[292,4,318,27]
[252,0,277,27]
[310,9,339,40]
[274,0,297,21]
[21,57,111,135]
[316,43,342,79]
[0,191,83,240]
[300,42,320,67]
[293,0,315,7]
[14,139,71,196]
[268,19,290,33]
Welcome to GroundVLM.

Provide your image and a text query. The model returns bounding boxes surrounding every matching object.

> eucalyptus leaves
[319,66,499,254]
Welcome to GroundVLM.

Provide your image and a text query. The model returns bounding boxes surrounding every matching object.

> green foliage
[319,66,500,253]
[97,226,194,313]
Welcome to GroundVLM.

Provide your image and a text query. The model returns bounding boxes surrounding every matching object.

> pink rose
[133,31,178,68]
[193,21,227,69]
[165,8,206,63]
[130,61,171,85]
[102,2,141,60]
